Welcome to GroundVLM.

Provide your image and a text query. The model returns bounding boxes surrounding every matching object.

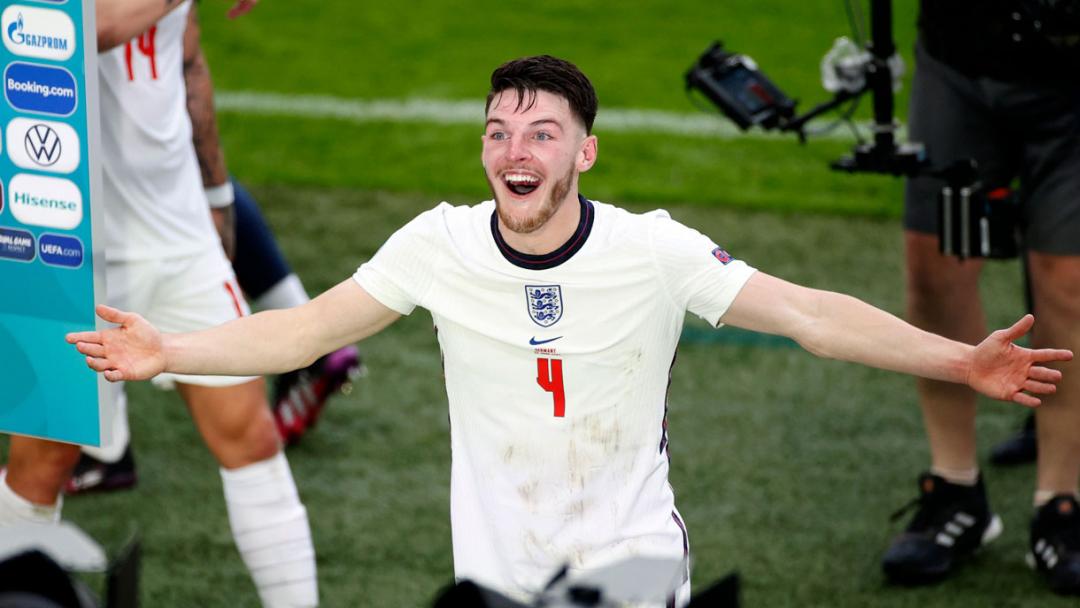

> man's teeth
[505,174,539,184]
[504,173,540,195]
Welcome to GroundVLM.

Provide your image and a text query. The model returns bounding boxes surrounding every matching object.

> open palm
[968,314,1073,407]
[66,305,167,382]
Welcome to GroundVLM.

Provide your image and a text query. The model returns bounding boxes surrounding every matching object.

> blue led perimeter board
[0,0,108,446]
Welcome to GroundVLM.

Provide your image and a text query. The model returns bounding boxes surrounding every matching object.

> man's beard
[491,166,575,235]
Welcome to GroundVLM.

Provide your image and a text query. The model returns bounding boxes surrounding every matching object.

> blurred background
[6,0,1063,605]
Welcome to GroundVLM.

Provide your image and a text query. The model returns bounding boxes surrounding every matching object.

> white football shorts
[106,245,256,389]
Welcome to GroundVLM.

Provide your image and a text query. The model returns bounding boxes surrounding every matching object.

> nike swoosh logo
[529,336,563,346]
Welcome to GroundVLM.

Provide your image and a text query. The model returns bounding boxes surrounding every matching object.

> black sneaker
[1028,495,1080,595]
[63,445,137,495]
[882,472,1002,584]
[989,413,1037,467]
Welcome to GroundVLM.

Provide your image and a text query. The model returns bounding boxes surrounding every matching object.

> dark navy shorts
[904,41,1080,254]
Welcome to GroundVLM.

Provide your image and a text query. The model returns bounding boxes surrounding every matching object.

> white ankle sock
[82,388,130,463]
[1033,489,1079,507]
[220,452,318,607]
[930,465,979,486]
[0,470,62,525]
[254,274,309,311]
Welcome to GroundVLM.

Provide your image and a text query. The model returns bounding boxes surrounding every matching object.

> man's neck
[498,193,582,255]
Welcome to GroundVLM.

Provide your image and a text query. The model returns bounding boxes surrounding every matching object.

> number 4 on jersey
[536,357,566,417]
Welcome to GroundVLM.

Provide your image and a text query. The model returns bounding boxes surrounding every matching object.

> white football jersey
[97,2,218,260]
[354,197,756,601]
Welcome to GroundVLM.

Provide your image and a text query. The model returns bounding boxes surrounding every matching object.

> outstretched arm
[67,280,399,382]
[96,0,186,51]
[720,272,1073,407]
[97,0,257,52]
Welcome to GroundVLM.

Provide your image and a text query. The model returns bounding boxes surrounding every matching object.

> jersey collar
[490,194,595,270]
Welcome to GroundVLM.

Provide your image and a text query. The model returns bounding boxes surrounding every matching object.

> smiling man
[482,64,596,244]
[66,55,1072,606]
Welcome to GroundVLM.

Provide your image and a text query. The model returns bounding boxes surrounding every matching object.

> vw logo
[24,123,61,167]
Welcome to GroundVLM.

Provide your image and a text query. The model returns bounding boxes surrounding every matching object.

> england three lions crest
[525,285,563,327]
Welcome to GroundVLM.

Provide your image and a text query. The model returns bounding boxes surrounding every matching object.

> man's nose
[507,137,532,161]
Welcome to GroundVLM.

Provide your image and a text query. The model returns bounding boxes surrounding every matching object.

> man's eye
[535,132,552,141]
[489,131,507,141]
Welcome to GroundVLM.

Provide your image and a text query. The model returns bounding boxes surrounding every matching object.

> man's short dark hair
[486,55,598,134]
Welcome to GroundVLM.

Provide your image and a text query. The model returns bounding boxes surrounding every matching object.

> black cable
[845,0,867,46]
[803,94,863,139]
[803,0,871,140]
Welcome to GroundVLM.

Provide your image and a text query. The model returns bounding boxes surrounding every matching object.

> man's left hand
[968,314,1074,407]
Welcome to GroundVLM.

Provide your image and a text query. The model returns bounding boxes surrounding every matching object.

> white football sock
[930,465,979,486]
[0,469,62,525]
[221,452,318,607]
[81,388,130,464]
[254,274,309,311]
[1033,489,1079,507]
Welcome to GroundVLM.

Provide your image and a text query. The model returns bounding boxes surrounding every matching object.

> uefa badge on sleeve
[711,246,733,265]
[525,284,563,327]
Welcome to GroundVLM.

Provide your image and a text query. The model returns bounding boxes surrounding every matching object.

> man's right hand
[227,0,258,19]
[66,305,167,382]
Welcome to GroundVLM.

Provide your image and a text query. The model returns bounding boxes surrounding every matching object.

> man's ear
[577,135,598,173]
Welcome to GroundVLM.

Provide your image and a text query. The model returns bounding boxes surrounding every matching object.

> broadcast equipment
[937,161,1020,260]
[684,43,796,132]
[0,524,139,608]
[431,557,740,607]
[685,0,1022,259]
[686,0,925,175]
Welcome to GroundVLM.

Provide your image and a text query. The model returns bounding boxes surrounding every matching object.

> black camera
[939,182,1020,259]
[685,42,795,131]
[685,1,1025,262]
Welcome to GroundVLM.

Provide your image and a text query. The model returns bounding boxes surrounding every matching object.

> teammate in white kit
[66,56,1073,605]
[1,2,319,607]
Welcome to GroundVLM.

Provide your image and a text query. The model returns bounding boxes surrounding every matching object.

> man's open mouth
[504,173,541,196]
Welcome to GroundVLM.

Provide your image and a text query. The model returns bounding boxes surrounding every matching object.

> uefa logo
[38,233,82,268]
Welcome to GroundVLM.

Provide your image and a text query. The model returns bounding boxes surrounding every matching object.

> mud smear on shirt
[523,531,589,569]
[517,479,540,512]
[566,499,585,521]
[582,413,622,457]
[567,438,587,492]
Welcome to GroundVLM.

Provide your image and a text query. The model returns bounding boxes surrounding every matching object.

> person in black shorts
[882,0,1080,595]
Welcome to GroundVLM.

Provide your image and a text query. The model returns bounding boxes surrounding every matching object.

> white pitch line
[216,90,878,141]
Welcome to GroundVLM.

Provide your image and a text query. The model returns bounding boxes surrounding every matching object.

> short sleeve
[353,206,446,316]
[649,213,756,327]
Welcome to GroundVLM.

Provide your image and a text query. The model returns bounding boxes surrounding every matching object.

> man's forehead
[488,89,572,120]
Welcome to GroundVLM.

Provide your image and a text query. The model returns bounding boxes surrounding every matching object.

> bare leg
[0,436,81,525]
[177,379,280,468]
[1027,252,1080,496]
[904,231,986,472]
[5,436,81,505]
